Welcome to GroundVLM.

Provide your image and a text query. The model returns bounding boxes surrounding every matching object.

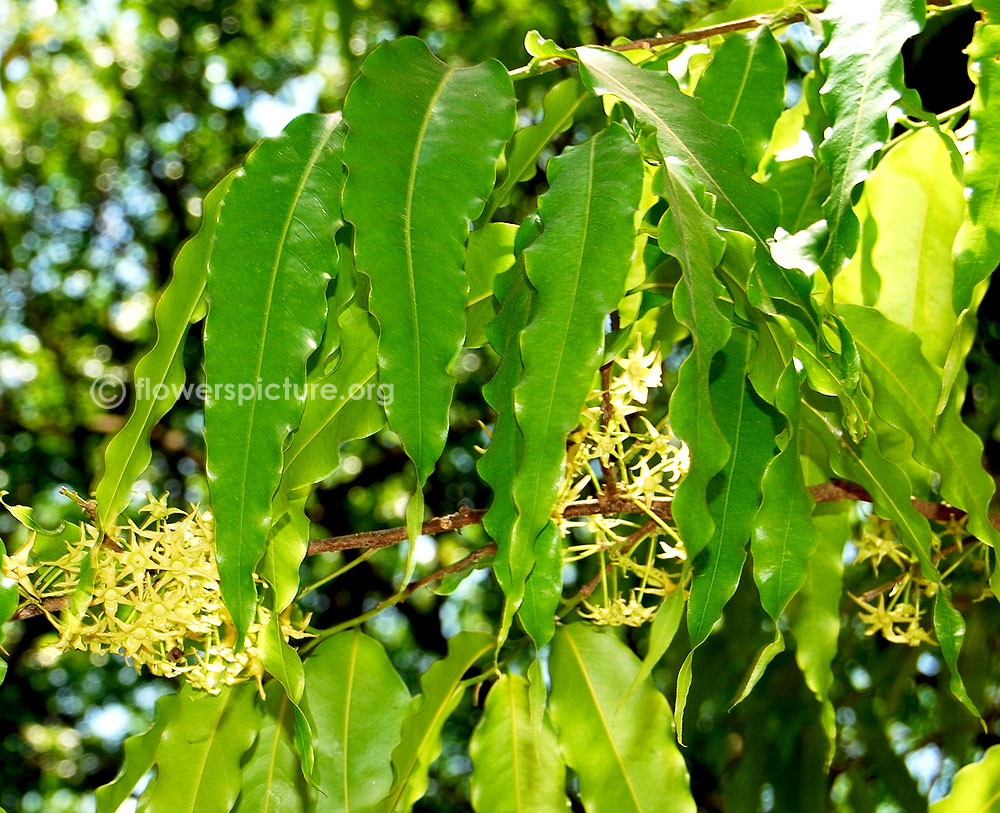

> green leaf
[479,259,533,643]
[833,128,964,366]
[93,172,234,531]
[838,305,1000,549]
[658,160,731,564]
[576,46,780,242]
[259,618,314,779]
[341,37,515,488]
[235,692,307,813]
[95,692,181,813]
[730,629,785,708]
[619,583,686,709]
[953,2,1000,313]
[141,683,260,813]
[933,588,983,724]
[750,363,818,621]
[305,630,411,813]
[764,156,829,235]
[0,534,18,628]
[263,293,384,611]
[817,0,925,277]
[0,491,83,555]
[687,328,778,646]
[205,113,345,641]
[481,77,588,222]
[930,744,1000,812]
[465,223,517,348]
[695,27,787,171]
[789,503,850,769]
[548,624,695,813]
[468,674,569,813]
[381,631,493,812]
[508,123,643,645]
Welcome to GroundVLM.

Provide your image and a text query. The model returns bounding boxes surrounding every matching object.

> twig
[301,544,497,651]
[14,479,1000,623]
[305,496,672,555]
[508,9,817,80]
[859,541,971,603]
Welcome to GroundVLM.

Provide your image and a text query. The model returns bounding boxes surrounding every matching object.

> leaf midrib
[563,631,642,812]
[231,116,339,608]
[401,67,454,476]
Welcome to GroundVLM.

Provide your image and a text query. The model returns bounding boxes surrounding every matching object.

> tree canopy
[5,1,1000,812]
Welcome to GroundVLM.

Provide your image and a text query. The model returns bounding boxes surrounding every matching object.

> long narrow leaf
[94,172,234,530]
[549,624,695,813]
[817,0,925,276]
[205,113,346,640]
[341,37,515,489]
[508,124,643,646]
[468,674,568,813]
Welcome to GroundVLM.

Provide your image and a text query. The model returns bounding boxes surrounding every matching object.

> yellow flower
[612,339,662,405]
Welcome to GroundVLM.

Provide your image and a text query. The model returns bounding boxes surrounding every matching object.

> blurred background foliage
[2,1,1000,811]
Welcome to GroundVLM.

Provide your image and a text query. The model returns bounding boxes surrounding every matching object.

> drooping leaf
[953,1,1000,313]
[263,295,384,611]
[381,631,494,812]
[687,328,778,646]
[204,113,345,641]
[576,46,780,243]
[695,26,787,170]
[751,363,818,621]
[619,581,686,709]
[465,223,518,348]
[730,630,785,708]
[305,630,411,813]
[934,588,983,724]
[930,744,1000,812]
[816,0,925,277]
[141,683,260,813]
[95,692,181,813]
[235,692,308,813]
[838,305,1000,549]
[468,674,568,813]
[548,624,695,813]
[341,37,515,491]
[789,503,850,769]
[259,618,315,780]
[508,123,643,645]
[93,172,234,532]
[481,77,589,222]
[833,129,964,366]
[658,159,731,564]
[478,258,534,642]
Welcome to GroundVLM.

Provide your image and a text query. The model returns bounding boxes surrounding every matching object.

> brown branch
[510,9,818,78]
[13,596,67,621]
[13,479,999,623]
[305,496,673,555]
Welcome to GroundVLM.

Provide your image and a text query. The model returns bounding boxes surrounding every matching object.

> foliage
[4,1,1000,811]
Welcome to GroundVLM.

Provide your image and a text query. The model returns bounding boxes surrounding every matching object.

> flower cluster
[2,494,309,694]
[848,514,978,648]
[560,337,690,627]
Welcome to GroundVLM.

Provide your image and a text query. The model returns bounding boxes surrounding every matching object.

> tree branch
[508,9,818,80]
[13,478,999,623]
